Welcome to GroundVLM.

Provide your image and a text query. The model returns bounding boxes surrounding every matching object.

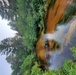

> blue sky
[0,16,17,75]
[0,55,12,75]
[0,17,17,40]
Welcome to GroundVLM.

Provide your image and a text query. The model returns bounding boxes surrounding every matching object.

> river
[48,17,76,70]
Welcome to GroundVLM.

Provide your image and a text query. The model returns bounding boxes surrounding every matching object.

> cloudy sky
[0,16,17,75]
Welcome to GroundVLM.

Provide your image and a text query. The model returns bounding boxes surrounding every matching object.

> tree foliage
[0,0,76,75]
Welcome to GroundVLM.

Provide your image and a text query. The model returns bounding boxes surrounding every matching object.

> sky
[0,16,17,75]
[0,17,17,40]
[0,55,12,75]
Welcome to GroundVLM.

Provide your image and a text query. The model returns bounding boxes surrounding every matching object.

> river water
[48,17,76,70]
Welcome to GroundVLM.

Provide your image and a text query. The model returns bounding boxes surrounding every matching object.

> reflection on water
[36,17,76,70]
[45,17,76,70]
[36,0,76,70]
[43,16,76,43]
[49,45,74,70]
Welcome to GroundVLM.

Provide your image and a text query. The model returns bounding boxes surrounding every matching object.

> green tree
[0,0,76,75]
[0,35,25,55]
[0,0,17,20]
[0,35,29,75]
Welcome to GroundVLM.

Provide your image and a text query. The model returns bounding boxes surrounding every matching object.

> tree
[0,0,76,75]
[20,47,76,75]
[0,35,25,55]
[0,35,28,75]
[0,0,17,20]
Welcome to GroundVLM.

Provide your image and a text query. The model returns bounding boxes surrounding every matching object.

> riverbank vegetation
[0,0,76,75]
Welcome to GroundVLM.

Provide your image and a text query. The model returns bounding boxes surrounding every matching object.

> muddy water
[36,0,76,70]
[36,18,76,70]
[47,17,76,70]
[49,38,76,70]
[46,0,73,33]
